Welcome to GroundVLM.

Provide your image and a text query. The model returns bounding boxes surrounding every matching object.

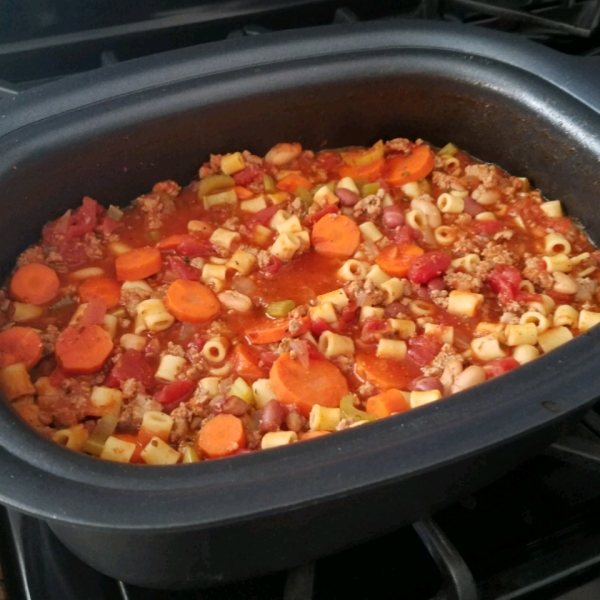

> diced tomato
[472,220,504,235]
[360,318,387,343]
[316,151,344,172]
[95,216,121,237]
[67,196,101,238]
[49,368,67,388]
[483,357,520,379]
[177,237,214,258]
[310,318,335,337]
[155,380,195,405]
[551,217,574,236]
[42,211,71,247]
[407,335,442,366]
[407,251,451,284]
[259,255,283,276]
[166,256,199,280]
[249,204,280,226]
[80,297,107,328]
[104,349,154,389]
[546,290,575,304]
[259,351,279,369]
[488,265,522,305]
[302,204,339,228]
[233,165,263,186]
[340,301,358,323]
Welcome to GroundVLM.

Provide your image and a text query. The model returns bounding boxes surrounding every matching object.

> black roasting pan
[0,19,600,589]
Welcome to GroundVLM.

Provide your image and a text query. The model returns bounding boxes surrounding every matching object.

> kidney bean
[384,302,405,318]
[427,277,446,291]
[409,377,444,393]
[417,286,430,300]
[463,196,485,216]
[335,188,360,207]
[382,205,405,229]
[222,395,248,417]
[260,399,285,432]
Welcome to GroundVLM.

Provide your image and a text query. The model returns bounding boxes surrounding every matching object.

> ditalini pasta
[1,138,599,464]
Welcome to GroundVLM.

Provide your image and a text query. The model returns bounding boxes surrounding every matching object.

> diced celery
[361,181,380,197]
[147,230,160,242]
[83,414,119,456]
[437,142,459,156]
[266,300,296,318]
[107,204,124,221]
[263,174,276,193]
[203,189,238,209]
[295,186,313,209]
[341,140,384,167]
[340,394,376,422]
[197,174,235,198]
[229,377,254,405]
[354,178,368,192]
[182,446,201,463]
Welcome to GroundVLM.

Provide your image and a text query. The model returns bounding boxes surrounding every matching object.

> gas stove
[2,1,600,599]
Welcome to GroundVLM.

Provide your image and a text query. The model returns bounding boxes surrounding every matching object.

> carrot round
[298,430,331,441]
[157,234,192,251]
[366,389,410,418]
[244,316,310,345]
[276,173,313,193]
[355,353,416,392]
[115,247,162,281]
[55,325,114,375]
[386,145,434,187]
[269,352,349,417]
[78,277,121,308]
[0,327,43,369]
[165,279,220,323]
[339,158,385,181]
[231,343,265,381]
[376,243,424,277]
[10,263,60,305]
[196,414,246,458]
[311,214,360,259]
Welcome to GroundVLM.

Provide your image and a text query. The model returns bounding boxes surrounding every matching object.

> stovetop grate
[2,0,600,92]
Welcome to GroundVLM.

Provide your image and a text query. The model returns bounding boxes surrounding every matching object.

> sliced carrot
[196,414,246,459]
[366,389,410,418]
[231,344,265,381]
[10,263,60,305]
[112,433,144,463]
[339,157,385,181]
[0,327,42,369]
[157,234,192,251]
[244,316,310,345]
[386,145,434,187]
[311,214,361,259]
[376,243,424,277]
[298,430,331,441]
[276,173,313,193]
[355,353,417,392]
[234,186,255,199]
[269,352,349,417]
[78,276,121,308]
[55,325,114,375]
[165,279,220,323]
[115,247,162,281]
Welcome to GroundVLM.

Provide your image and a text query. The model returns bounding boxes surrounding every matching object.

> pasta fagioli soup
[1,138,599,464]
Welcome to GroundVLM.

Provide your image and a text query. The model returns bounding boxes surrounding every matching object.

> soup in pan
[1,139,598,464]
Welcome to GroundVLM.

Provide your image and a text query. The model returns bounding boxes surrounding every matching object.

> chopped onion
[363,238,379,261]
[232,276,256,296]
[289,338,309,369]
